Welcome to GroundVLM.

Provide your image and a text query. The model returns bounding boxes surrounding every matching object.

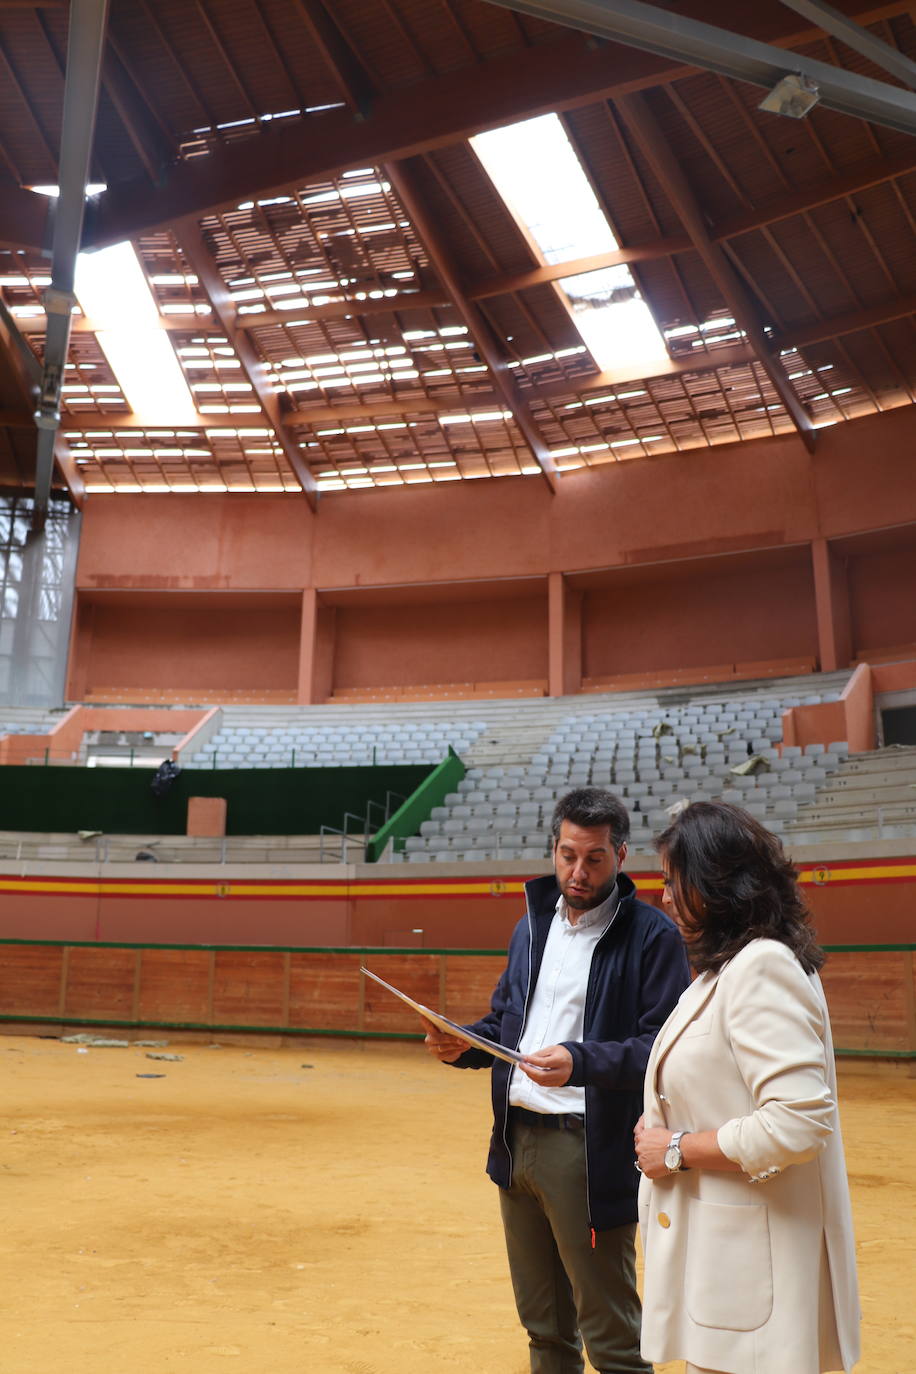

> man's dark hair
[551,787,630,848]
[656,800,824,975]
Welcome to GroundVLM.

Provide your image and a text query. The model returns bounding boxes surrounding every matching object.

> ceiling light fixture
[758,74,820,119]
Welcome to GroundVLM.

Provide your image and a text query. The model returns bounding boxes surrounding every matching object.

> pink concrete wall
[848,546,916,655]
[78,603,300,693]
[333,596,548,688]
[76,412,916,598]
[582,551,817,679]
[69,409,916,701]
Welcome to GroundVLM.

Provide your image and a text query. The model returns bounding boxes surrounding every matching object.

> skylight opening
[75,243,199,424]
[471,115,669,378]
[30,183,107,198]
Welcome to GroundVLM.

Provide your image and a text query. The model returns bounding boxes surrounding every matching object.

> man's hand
[420,1016,470,1063]
[519,1044,573,1086]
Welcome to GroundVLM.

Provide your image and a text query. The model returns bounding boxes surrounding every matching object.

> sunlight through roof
[472,115,669,377]
[75,243,199,425]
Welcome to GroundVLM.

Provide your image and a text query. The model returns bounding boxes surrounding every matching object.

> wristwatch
[664,1130,689,1173]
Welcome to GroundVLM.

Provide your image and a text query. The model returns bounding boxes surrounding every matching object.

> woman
[634,801,860,1374]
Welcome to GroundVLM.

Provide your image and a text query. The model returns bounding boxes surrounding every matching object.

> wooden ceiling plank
[173,214,318,507]
[290,0,379,115]
[386,157,559,490]
[600,99,706,333]
[714,142,916,242]
[193,0,263,124]
[101,35,176,184]
[0,29,59,169]
[783,291,916,347]
[135,0,219,132]
[234,290,451,329]
[615,90,817,452]
[81,38,694,249]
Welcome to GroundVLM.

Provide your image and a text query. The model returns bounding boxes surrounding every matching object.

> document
[360,966,528,1066]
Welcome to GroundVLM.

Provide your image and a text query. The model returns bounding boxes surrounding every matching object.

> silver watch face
[664,1144,681,1171]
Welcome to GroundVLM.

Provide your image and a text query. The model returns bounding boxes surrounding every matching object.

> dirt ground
[0,1034,912,1374]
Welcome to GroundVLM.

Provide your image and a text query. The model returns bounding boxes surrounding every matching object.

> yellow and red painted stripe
[0,858,913,901]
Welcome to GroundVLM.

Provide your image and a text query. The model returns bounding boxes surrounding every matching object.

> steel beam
[485,0,916,136]
[33,0,110,531]
[774,0,916,88]
[615,91,817,451]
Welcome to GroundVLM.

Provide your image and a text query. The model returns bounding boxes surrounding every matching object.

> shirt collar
[556,881,620,931]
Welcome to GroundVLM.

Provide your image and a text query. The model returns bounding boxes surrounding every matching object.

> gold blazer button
[657,1212,671,1229]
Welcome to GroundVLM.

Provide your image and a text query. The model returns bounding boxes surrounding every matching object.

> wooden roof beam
[615,91,816,453]
[385,159,560,491]
[53,435,85,508]
[466,237,693,299]
[173,217,318,508]
[0,5,904,255]
[81,38,680,250]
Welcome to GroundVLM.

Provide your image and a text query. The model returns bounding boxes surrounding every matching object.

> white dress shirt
[508,884,619,1115]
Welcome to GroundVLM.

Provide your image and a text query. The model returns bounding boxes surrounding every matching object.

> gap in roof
[471,115,669,378]
[75,243,199,425]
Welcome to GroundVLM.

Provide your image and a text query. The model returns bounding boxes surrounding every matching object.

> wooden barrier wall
[0,941,912,1060]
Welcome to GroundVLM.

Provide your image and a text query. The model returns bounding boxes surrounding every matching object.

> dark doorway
[882,706,916,746]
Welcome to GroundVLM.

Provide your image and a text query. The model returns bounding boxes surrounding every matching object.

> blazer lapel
[646,970,720,1103]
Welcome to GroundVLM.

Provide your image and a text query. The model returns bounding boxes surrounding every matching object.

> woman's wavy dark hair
[656,800,824,975]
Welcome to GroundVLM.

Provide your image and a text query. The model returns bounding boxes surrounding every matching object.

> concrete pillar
[548,572,582,698]
[811,538,852,672]
[297,587,318,704]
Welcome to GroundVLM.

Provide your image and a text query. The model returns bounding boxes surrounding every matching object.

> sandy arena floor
[0,1033,912,1374]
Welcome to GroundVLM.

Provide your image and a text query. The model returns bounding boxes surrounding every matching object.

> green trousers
[499,1114,651,1374]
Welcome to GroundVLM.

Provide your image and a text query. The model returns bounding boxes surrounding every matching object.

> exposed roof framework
[0,0,915,505]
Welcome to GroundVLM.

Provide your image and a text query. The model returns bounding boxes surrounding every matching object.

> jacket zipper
[501,893,537,1189]
[581,906,621,1247]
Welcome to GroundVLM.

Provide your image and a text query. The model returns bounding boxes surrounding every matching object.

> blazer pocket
[685,1198,773,1332]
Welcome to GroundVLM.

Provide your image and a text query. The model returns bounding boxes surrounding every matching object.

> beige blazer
[639,939,860,1374]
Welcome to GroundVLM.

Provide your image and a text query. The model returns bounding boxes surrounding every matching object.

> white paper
[360,966,527,1066]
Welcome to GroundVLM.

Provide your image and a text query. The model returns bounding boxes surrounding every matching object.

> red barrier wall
[0,859,912,950]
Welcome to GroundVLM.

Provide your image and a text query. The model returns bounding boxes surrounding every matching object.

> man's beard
[562,875,616,911]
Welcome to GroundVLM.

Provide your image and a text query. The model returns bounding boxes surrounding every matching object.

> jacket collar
[524,869,638,923]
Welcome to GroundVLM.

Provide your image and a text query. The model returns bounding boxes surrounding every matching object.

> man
[424,786,690,1374]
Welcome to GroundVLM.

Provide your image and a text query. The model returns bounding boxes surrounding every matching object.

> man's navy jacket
[451,871,690,1233]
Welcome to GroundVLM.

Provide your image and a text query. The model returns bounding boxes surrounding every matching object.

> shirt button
[657,1212,671,1229]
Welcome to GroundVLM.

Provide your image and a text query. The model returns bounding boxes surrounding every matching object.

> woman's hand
[635,1124,679,1180]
